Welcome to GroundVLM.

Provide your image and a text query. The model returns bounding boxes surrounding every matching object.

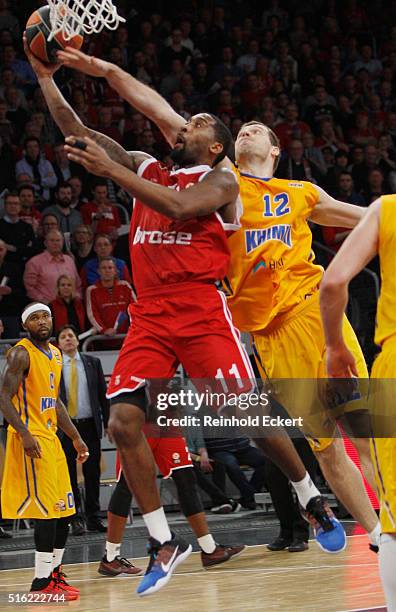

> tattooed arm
[56,397,89,463]
[0,346,42,458]
[23,35,149,173]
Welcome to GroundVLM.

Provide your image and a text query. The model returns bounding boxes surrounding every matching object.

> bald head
[45,230,64,256]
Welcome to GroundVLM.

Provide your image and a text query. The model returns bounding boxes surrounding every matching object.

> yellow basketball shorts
[1,432,75,520]
[252,292,368,452]
[370,342,396,534]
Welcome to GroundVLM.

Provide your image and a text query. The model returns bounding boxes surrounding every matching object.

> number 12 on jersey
[263,193,290,217]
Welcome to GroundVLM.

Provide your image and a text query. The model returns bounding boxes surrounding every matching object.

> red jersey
[130,158,240,295]
[86,279,133,332]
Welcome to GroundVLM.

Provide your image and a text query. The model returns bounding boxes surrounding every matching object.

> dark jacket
[59,352,109,438]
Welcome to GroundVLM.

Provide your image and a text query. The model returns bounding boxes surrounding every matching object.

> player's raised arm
[65,136,238,220]
[0,346,42,457]
[310,185,366,228]
[320,199,380,377]
[57,47,186,147]
[23,34,148,173]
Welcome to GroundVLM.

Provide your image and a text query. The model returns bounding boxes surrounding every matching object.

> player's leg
[31,519,57,591]
[379,534,396,610]
[98,471,142,576]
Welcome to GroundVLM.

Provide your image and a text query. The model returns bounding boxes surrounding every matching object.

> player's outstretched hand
[73,437,89,463]
[21,431,42,459]
[57,47,109,78]
[23,32,60,78]
[64,135,115,177]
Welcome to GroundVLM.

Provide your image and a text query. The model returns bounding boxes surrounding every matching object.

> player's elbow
[320,272,344,299]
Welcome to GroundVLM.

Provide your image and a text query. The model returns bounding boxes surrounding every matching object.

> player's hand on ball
[65,136,115,177]
[21,431,42,459]
[23,32,60,78]
[57,47,110,77]
[74,437,90,463]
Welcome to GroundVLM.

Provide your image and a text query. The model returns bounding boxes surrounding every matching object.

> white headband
[22,303,52,324]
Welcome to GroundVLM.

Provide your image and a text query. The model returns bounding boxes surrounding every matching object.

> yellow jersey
[224,169,323,332]
[374,194,396,348]
[9,338,63,439]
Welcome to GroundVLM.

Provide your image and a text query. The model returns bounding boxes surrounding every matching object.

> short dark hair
[4,190,19,202]
[240,121,281,171]
[24,137,40,148]
[56,324,79,344]
[208,114,234,166]
[57,181,72,192]
[17,183,34,196]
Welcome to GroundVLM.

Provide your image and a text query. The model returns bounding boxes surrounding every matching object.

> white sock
[35,551,53,579]
[379,533,396,611]
[368,521,381,547]
[197,534,216,554]
[142,507,172,544]
[106,541,121,562]
[52,548,65,570]
[290,471,321,509]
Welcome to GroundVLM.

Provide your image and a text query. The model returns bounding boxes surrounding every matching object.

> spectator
[80,233,131,288]
[236,39,262,74]
[277,139,322,182]
[52,142,74,184]
[23,229,82,304]
[275,103,311,150]
[18,184,41,235]
[354,44,382,81]
[0,191,35,266]
[43,182,83,234]
[301,131,327,176]
[161,28,193,72]
[364,168,386,203]
[68,175,87,210]
[352,144,382,193]
[304,85,338,134]
[0,96,14,145]
[15,137,57,201]
[0,238,27,338]
[0,136,14,194]
[86,257,132,339]
[159,59,185,100]
[0,44,36,91]
[50,274,87,335]
[80,182,121,238]
[205,437,267,510]
[57,325,109,534]
[71,224,94,271]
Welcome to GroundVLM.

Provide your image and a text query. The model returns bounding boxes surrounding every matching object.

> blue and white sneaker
[301,495,346,554]
[136,535,192,597]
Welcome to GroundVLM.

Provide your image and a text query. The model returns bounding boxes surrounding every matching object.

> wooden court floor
[0,535,385,612]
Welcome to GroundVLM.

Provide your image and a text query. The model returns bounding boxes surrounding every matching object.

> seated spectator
[0,137,14,195]
[186,425,241,514]
[81,233,131,288]
[315,117,347,153]
[0,44,36,91]
[80,182,121,238]
[277,139,322,182]
[0,238,28,339]
[364,168,386,204]
[15,137,57,201]
[0,191,35,266]
[348,111,379,147]
[43,182,83,234]
[50,274,87,335]
[304,85,338,134]
[18,184,41,235]
[0,96,14,145]
[71,224,94,271]
[24,229,81,304]
[204,437,267,510]
[68,175,87,210]
[275,103,311,150]
[52,142,75,184]
[301,131,327,176]
[86,257,132,344]
[96,106,122,142]
[325,150,352,192]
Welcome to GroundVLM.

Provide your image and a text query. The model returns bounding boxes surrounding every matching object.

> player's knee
[108,403,144,446]
[172,467,204,517]
[315,438,345,475]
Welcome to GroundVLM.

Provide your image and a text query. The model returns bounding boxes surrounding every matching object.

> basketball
[25,5,83,64]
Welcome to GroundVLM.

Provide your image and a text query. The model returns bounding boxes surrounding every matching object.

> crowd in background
[0,0,395,363]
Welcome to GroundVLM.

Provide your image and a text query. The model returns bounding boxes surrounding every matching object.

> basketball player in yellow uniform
[320,194,396,610]
[0,303,88,599]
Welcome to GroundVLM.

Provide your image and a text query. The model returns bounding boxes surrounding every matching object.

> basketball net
[46,0,125,40]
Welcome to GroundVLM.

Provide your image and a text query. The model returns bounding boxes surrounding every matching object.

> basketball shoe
[136,534,192,597]
[201,544,246,568]
[98,555,143,576]
[30,577,79,601]
[52,565,80,594]
[301,495,346,553]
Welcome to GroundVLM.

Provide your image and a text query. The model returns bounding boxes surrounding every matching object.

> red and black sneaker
[52,565,80,594]
[30,577,79,601]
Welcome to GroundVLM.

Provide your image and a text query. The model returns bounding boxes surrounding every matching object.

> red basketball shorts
[116,436,192,479]
[106,283,255,401]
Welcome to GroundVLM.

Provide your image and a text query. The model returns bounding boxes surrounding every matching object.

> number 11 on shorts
[215,363,243,391]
